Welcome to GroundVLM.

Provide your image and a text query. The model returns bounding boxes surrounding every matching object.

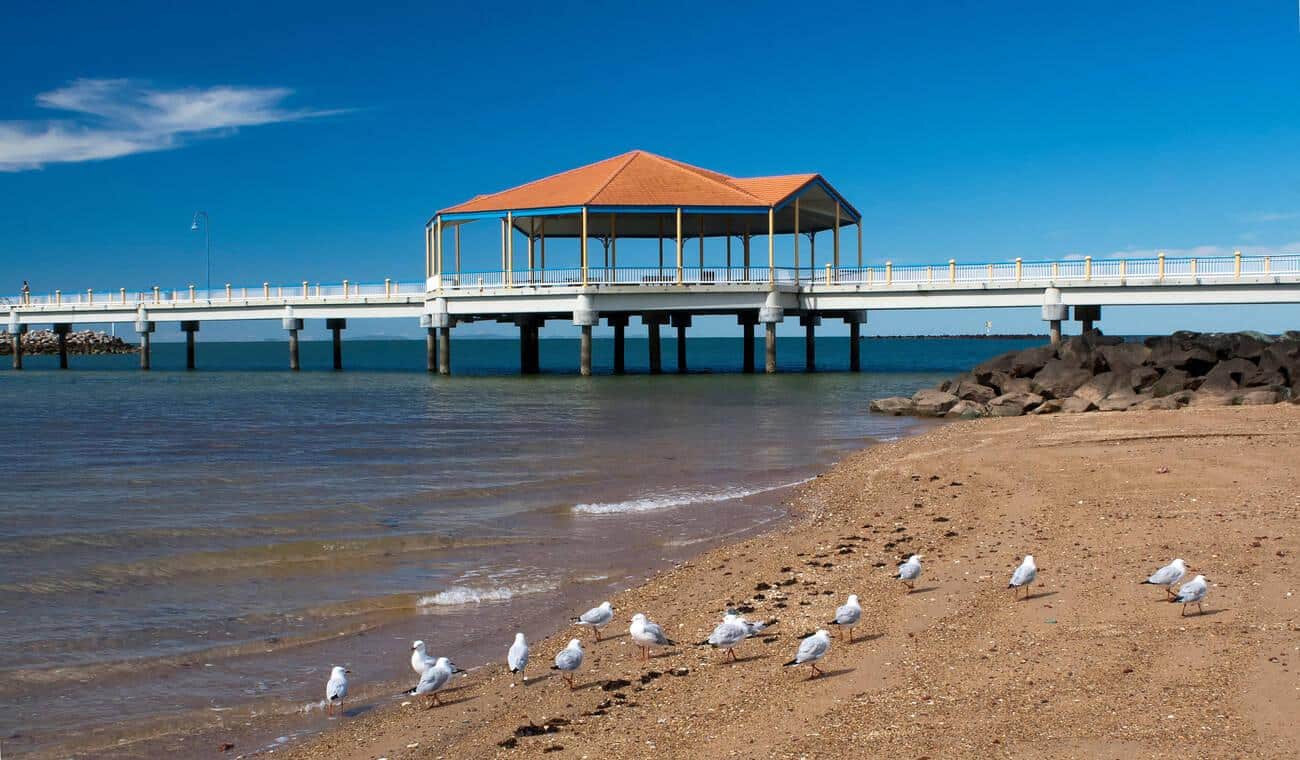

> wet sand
[278,405,1299,759]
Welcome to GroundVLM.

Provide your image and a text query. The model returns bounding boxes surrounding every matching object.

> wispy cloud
[1236,210,1300,223]
[0,79,340,171]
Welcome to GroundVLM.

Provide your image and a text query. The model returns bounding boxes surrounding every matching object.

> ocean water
[0,336,1037,757]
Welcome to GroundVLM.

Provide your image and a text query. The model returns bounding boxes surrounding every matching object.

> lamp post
[191,211,211,297]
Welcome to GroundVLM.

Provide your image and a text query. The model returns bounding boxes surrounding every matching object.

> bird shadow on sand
[592,632,630,642]
[1181,608,1226,617]
[721,652,770,665]
[1021,590,1059,601]
[520,672,557,686]
[569,679,606,691]
[427,693,478,709]
[907,585,941,595]
[842,632,884,646]
[808,667,855,681]
[342,704,378,718]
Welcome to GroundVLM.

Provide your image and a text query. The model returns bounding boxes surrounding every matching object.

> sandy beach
[274,404,1299,759]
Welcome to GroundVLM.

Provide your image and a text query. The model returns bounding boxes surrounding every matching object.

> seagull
[410,640,436,676]
[896,554,922,590]
[724,608,777,638]
[411,657,458,709]
[784,629,831,678]
[704,615,749,662]
[551,638,584,689]
[325,666,349,717]
[573,601,614,642]
[1008,555,1037,599]
[507,632,530,681]
[1142,558,1188,599]
[1169,575,1209,616]
[630,613,676,662]
[828,594,862,642]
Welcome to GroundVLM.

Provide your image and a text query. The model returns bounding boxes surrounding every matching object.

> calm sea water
[0,336,1036,757]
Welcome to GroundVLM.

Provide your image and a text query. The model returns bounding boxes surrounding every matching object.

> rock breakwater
[0,329,137,355]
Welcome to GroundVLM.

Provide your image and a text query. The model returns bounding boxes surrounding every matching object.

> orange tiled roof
[438,151,824,214]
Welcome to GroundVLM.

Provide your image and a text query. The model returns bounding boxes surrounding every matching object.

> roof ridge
[641,151,768,205]
[467,151,638,208]
[585,150,643,204]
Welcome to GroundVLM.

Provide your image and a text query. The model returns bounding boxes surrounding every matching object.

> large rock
[1030,399,1063,415]
[1073,372,1121,404]
[1096,392,1147,412]
[1001,376,1035,395]
[1130,366,1160,392]
[972,352,1017,386]
[870,397,915,415]
[950,380,997,404]
[945,400,987,419]
[1060,396,1098,414]
[1258,339,1300,383]
[1055,336,1097,370]
[1031,359,1094,399]
[1150,368,1190,397]
[1145,334,1218,375]
[1010,345,1057,377]
[987,392,1044,417]
[1096,342,1151,373]
[1226,333,1270,361]
[1240,388,1280,405]
[911,389,959,417]
[1189,391,1238,407]
[1137,395,1182,411]
[1200,357,1258,392]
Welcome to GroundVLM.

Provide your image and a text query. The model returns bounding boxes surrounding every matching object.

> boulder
[1010,345,1057,377]
[1055,337,1097,370]
[1226,333,1269,361]
[1130,366,1160,392]
[1073,372,1121,404]
[1096,392,1147,412]
[972,352,1017,386]
[950,380,997,404]
[1200,357,1258,392]
[1001,376,1035,395]
[1189,391,1238,407]
[1150,368,1190,398]
[911,389,960,417]
[1258,339,1300,383]
[1030,359,1093,399]
[1146,334,1218,375]
[987,392,1044,417]
[1239,388,1280,406]
[1137,395,1182,411]
[1060,396,1097,414]
[1096,342,1151,373]
[945,400,987,419]
[1030,399,1063,415]
[870,397,915,416]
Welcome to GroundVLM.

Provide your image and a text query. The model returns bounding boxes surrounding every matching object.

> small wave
[417,581,557,608]
[572,478,813,515]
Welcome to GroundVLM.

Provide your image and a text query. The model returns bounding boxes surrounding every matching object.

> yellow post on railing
[120,287,126,303]
[1233,250,1241,279]
[926,265,932,283]
[1084,256,1092,280]
[189,284,196,302]
[867,267,873,285]
[1265,256,1272,273]
[1190,258,1197,276]
[263,282,270,298]
[986,263,993,281]
[1120,260,1127,279]
[241,287,248,299]
[87,288,94,304]
[1051,262,1059,279]
[226,284,233,301]
[1015,257,1023,282]
[385,278,392,296]
[885,261,893,284]
[342,280,349,299]
[153,286,160,303]
[302,281,309,298]
[825,263,832,285]
[55,289,61,305]
[314,284,320,298]
[948,259,956,283]
[1157,252,1165,280]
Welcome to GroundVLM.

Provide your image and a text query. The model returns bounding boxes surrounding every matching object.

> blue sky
[3,0,1300,339]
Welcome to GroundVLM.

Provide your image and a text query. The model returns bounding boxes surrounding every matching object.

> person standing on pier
[21,280,30,305]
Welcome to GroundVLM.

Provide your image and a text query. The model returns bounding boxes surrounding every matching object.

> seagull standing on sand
[507,632,530,681]
[551,638,584,689]
[325,666,349,717]
[896,554,922,590]
[724,608,777,638]
[573,601,614,642]
[1008,555,1037,599]
[1142,558,1188,599]
[828,594,862,642]
[784,629,831,678]
[630,613,676,661]
[705,615,749,661]
[410,640,436,676]
[1170,575,1209,616]
[411,657,457,709]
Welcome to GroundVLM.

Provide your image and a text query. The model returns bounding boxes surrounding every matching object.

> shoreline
[275,405,1298,759]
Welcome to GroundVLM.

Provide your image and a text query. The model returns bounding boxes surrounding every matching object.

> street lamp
[191,211,211,296]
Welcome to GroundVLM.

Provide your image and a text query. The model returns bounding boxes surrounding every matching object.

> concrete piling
[326,318,346,370]
[53,324,70,369]
[671,313,691,374]
[759,290,785,374]
[426,327,437,373]
[738,312,757,374]
[572,295,598,377]
[180,321,199,370]
[438,327,451,375]
[579,325,593,376]
[764,323,777,373]
[1074,304,1101,333]
[283,311,303,371]
[843,310,866,372]
[1041,288,1068,347]
[135,318,155,371]
[646,315,663,374]
[800,313,820,372]
[608,314,628,375]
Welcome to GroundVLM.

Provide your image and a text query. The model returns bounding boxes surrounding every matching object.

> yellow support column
[675,207,684,284]
[1158,252,1165,280]
[767,207,775,282]
[424,225,432,279]
[833,202,841,269]
[537,220,543,271]
[581,207,589,286]
[505,212,513,286]
[856,223,863,268]
[455,223,462,276]
[1085,255,1093,280]
[658,216,665,273]
[698,214,704,269]
[611,213,617,271]
[793,198,800,271]
[949,259,956,282]
[1233,249,1241,278]
[435,216,443,281]
[1015,257,1022,282]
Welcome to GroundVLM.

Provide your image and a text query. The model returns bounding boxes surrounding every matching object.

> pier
[6,151,1300,374]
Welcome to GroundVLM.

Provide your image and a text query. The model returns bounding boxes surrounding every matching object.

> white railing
[7,254,1300,308]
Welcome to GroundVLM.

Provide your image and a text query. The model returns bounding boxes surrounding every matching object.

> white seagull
[828,594,862,642]
[325,666,350,717]
[784,629,832,678]
[1008,555,1037,599]
[507,632,530,681]
[724,608,777,638]
[412,656,457,709]
[551,638,584,689]
[410,640,436,676]
[573,601,614,641]
[1142,558,1188,599]
[896,554,923,590]
[1170,574,1209,616]
[630,613,676,662]
[705,615,749,662]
